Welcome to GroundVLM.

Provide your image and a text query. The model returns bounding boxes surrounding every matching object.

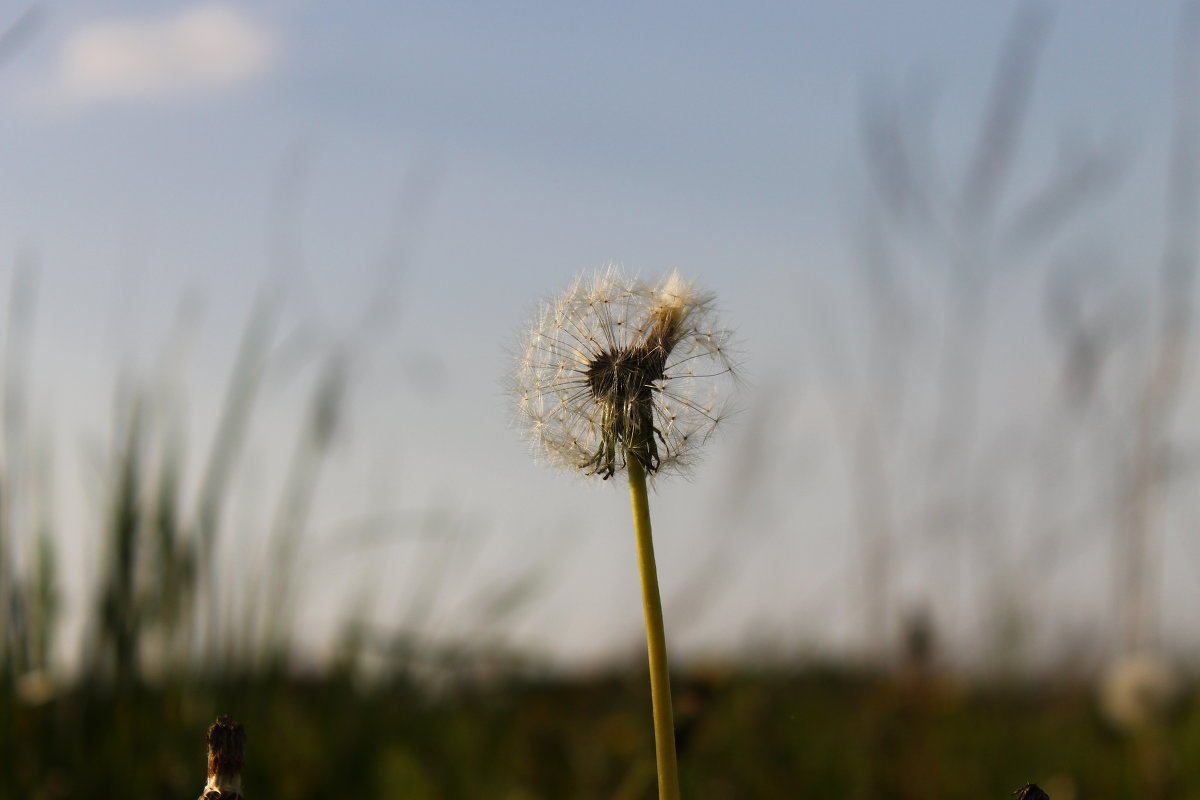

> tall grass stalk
[192,291,279,670]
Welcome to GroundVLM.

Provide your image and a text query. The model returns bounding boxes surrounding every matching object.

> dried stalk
[199,716,245,800]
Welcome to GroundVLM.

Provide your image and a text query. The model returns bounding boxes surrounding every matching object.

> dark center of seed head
[586,346,664,412]
[578,296,689,477]
[584,344,667,476]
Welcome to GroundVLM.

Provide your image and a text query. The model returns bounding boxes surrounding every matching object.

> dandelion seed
[512,267,738,480]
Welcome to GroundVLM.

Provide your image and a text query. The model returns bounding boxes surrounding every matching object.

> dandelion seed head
[512,266,739,480]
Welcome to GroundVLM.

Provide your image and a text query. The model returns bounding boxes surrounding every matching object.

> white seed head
[1098,654,1182,732]
[512,267,739,480]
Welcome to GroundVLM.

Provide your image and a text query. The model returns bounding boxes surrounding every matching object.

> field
[6,663,1198,799]
[5,7,1200,799]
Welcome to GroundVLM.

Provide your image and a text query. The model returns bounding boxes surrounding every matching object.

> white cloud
[43,4,277,105]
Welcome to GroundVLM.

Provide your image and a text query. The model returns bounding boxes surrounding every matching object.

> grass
[2,221,1196,798]
[5,665,1198,799]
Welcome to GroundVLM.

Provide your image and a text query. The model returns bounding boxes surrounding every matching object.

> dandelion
[514,267,738,480]
[512,267,739,800]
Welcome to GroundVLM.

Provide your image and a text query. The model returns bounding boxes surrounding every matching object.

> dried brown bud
[199,716,245,800]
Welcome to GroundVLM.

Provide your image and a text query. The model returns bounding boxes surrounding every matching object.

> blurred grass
[5,665,1199,799]
[8,267,1193,800]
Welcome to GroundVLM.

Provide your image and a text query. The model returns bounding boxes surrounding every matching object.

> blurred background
[4,1,1200,797]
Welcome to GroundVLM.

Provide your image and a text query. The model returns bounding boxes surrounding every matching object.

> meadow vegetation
[5,6,1200,799]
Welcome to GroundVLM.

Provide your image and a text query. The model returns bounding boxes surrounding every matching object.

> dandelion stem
[626,455,681,800]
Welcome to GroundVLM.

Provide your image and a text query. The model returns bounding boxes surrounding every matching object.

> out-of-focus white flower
[513,268,739,480]
[1098,653,1182,732]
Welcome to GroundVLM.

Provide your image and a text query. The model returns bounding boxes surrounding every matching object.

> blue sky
[2,1,1197,670]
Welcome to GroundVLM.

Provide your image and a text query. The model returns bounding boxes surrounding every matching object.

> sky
[1,1,1198,673]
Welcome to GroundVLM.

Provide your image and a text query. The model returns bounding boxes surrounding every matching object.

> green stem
[626,455,681,800]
